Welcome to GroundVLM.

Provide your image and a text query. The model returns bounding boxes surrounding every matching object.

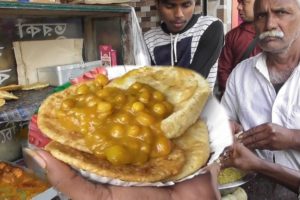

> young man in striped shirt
[144,0,224,88]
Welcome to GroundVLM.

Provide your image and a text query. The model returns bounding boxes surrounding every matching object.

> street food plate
[218,172,256,194]
[66,65,234,186]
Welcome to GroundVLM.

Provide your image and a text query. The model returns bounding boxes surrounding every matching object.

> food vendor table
[0,87,53,161]
[0,87,54,122]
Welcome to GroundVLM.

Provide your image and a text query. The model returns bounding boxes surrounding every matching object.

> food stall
[0,0,149,136]
[0,1,294,200]
[0,2,150,198]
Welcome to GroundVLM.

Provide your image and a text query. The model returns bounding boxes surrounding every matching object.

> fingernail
[236,131,244,139]
[23,148,47,169]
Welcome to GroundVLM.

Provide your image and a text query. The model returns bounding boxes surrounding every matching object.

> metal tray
[37,60,102,86]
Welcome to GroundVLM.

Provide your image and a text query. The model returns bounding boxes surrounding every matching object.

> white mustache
[258,30,284,40]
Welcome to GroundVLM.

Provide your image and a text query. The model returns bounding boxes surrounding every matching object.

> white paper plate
[75,66,234,187]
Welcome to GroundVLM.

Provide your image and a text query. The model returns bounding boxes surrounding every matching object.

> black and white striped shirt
[144,14,224,89]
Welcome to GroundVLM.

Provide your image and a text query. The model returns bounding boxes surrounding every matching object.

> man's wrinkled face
[237,0,255,22]
[157,0,195,33]
[254,0,300,53]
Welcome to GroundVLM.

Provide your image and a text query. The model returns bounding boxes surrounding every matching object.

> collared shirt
[221,53,300,170]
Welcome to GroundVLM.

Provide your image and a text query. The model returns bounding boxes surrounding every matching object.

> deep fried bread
[45,141,185,182]
[168,120,210,181]
[107,67,211,138]
[38,66,211,182]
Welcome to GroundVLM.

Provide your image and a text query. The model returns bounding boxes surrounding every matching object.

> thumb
[24,148,105,200]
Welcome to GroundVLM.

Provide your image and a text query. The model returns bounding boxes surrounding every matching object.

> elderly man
[221,0,300,198]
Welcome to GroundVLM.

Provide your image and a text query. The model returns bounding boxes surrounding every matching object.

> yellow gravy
[56,74,174,166]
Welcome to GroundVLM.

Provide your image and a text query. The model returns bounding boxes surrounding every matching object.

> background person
[221,142,300,198]
[217,0,261,99]
[144,0,224,88]
[221,0,300,198]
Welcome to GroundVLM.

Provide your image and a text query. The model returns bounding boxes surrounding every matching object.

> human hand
[25,148,221,200]
[229,120,243,135]
[240,123,294,150]
[220,143,261,172]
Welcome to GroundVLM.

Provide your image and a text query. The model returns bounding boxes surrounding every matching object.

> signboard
[0,17,83,86]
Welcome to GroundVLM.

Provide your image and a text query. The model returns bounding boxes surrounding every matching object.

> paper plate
[74,65,234,186]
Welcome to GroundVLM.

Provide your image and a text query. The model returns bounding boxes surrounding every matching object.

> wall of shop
[207,0,232,32]
[128,0,232,34]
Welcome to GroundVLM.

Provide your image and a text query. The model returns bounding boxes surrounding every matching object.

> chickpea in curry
[56,74,174,166]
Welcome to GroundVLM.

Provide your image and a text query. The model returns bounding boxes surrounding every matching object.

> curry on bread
[38,67,211,183]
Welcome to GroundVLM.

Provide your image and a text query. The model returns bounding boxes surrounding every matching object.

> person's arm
[290,129,300,151]
[229,120,243,135]
[189,20,224,78]
[256,158,300,193]
[221,143,300,193]
[25,148,221,200]
[217,31,235,96]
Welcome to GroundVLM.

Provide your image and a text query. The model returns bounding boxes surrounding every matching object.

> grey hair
[255,0,300,9]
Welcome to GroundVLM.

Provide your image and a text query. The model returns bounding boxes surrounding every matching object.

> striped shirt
[144,14,224,89]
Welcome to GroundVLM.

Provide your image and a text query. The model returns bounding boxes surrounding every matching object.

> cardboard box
[13,39,84,85]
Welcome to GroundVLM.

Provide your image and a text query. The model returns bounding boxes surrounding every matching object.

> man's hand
[229,120,243,135]
[220,143,261,172]
[240,123,295,150]
[25,149,221,200]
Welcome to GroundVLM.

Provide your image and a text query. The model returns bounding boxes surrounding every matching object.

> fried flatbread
[0,90,18,100]
[44,119,210,182]
[38,67,210,153]
[22,82,49,90]
[45,141,185,182]
[168,120,210,181]
[0,84,22,91]
[107,67,211,139]
[38,66,211,182]
[0,99,5,107]
[38,84,94,153]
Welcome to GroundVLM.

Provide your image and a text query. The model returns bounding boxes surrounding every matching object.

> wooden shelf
[0,1,131,16]
[0,1,136,85]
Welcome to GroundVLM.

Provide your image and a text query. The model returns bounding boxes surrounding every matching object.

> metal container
[37,60,102,86]
[0,122,22,162]
[0,160,59,200]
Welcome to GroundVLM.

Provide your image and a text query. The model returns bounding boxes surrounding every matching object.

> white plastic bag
[129,7,151,66]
